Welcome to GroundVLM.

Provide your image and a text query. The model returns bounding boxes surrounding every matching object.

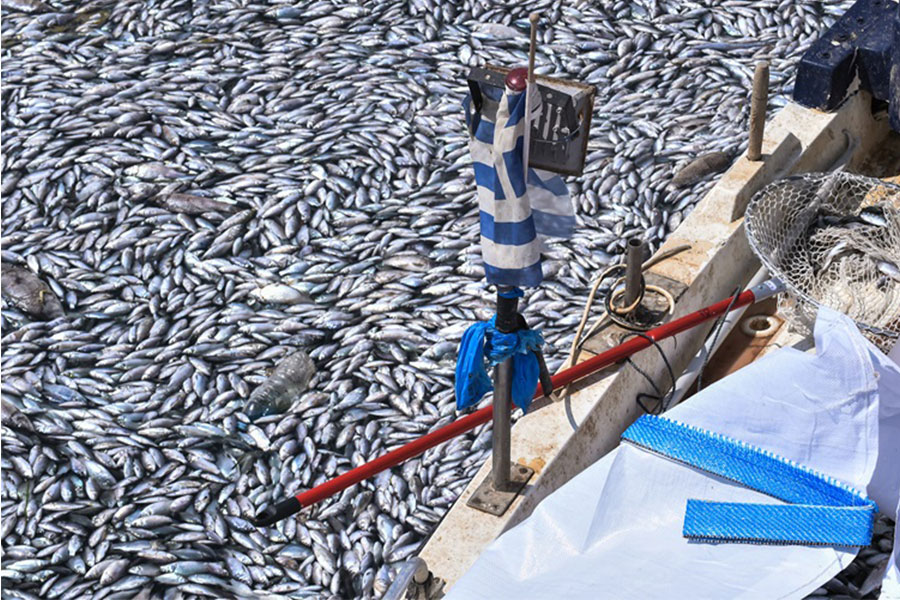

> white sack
[449,308,900,600]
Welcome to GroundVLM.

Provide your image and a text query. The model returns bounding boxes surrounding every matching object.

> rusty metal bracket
[466,463,534,516]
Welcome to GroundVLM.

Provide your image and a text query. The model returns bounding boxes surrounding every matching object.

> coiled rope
[565,244,689,370]
[558,245,689,406]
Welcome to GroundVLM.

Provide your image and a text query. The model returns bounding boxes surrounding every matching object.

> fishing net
[745,172,900,353]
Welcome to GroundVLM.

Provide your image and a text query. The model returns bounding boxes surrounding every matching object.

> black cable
[620,332,677,415]
[696,285,743,393]
[604,281,651,331]
[607,308,651,331]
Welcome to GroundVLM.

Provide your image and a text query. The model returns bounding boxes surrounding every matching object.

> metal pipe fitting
[383,557,430,600]
[491,286,519,492]
[747,61,770,161]
[623,238,646,309]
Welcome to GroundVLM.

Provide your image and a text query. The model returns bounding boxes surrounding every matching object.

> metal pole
[253,280,786,526]
[665,266,769,410]
[491,286,518,491]
[382,558,430,600]
[623,238,645,309]
[491,360,512,491]
[747,61,770,161]
[528,13,538,82]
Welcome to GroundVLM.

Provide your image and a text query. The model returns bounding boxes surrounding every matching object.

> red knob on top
[505,67,528,92]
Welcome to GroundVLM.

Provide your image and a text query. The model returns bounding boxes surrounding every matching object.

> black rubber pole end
[495,291,520,333]
[253,497,302,527]
[534,350,554,398]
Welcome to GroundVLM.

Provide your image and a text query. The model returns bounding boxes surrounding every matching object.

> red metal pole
[254,282,781,526]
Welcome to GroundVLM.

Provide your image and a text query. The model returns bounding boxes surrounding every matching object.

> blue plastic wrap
[455,317,543,413]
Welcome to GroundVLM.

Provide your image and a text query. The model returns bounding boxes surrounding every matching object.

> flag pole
[523,12,539,176]
[487,13,542,495]
[491,288,518,491]
[528,13,538,80]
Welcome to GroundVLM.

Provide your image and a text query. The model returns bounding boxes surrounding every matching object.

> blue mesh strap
[622,415,877,546]
[683,501,875,546]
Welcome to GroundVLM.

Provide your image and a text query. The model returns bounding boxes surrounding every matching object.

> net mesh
[745,172,900,352]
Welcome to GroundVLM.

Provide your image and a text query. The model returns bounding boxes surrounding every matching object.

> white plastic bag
[449,308,900,599]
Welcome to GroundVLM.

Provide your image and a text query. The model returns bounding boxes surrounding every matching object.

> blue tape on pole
[622,415,877,546]
[498,287,525,299]
[454,316,543,413]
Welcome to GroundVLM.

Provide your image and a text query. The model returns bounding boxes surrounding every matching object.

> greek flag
[464,82,575,288]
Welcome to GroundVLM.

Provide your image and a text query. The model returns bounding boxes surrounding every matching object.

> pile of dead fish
[3,0,886,598]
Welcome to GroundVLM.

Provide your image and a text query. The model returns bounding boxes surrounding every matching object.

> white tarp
[449,308,900,600]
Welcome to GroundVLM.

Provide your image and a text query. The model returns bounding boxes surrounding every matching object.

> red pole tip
[505,67,528,92]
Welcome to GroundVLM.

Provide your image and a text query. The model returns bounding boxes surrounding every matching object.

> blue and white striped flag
[463,82,575,288]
